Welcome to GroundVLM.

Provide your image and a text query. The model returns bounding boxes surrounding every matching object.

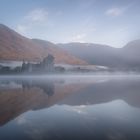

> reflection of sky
[3,100,140,140]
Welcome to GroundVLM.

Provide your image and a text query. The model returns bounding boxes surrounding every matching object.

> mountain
[58,43,122,67]
[58,41,140,70]
[0,23,140,69]
[122,39,140,67]
[0,24,86,65]
[32,39,87,64]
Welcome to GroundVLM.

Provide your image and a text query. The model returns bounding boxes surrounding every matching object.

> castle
[22,54,55,73]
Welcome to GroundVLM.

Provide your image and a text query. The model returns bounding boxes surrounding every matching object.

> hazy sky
[0,0,140,47]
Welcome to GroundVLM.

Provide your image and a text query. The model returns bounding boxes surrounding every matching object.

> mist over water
[0,75,140,140]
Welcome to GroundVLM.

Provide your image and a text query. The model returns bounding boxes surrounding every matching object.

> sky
[0,0,140,47]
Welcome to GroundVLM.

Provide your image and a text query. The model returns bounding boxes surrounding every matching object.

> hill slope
[0,24,86,65]
[58,43,122,67]
[58,41,140,69]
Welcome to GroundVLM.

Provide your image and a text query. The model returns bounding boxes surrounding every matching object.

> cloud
[64,105,88,114]
[67,18,96,43]
[16,25,28,34]
[16,115,27,125]
[105,7,126,17]
[16,8,48,35]
[71,33,87,42]
[25,9,48,22]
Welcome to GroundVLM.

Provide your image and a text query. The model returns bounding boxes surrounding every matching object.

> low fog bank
[0,71,140,80]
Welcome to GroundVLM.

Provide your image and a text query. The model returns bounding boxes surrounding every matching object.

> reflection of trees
[22,80,54,96]
[0,79,55,97]
[0,78,67,126]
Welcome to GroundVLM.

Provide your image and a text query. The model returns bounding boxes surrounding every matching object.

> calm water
[0,75,140,140]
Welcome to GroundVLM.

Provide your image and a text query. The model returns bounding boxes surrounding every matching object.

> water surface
[0,75,140,140]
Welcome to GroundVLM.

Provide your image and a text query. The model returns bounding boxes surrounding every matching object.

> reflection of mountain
[60,78,140,108]
[0,87,48,125]
[0,78,90,126]
[0,77,140,126]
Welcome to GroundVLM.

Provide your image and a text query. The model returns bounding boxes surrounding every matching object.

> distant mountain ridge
[58,43,120,67]
[58,41,140,70]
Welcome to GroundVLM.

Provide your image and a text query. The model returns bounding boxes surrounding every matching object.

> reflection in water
[22,80,55,96]
[0,76,140,139]
[0,77,92,126]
